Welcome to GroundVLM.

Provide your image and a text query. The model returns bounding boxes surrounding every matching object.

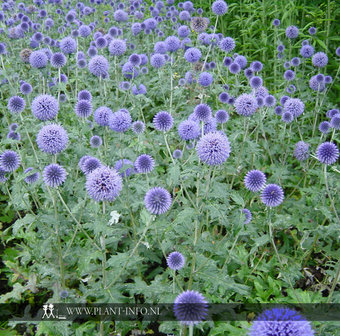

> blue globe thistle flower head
[88,55,109,77]
[215,110,229,124]
[154,41,167,54]
[50,52,67,68]
[194,103,212,122]
[29,50,48,68]
[325,75,332,84]
[75,99,92,118]
[319,121,331,134]
[184,47,202,63]
[229,62,241,74]
[219,37,235,53]
[144,187,172,214]
[256,86,269,99]
[115,159,134,178]
[250,76,263,89]
[234,55,247,69]
[174,290,208,325]
[179,10,191,21]
[291,57,301,66]
[0,166,8,183]
[77,59,87,68]
[316,142,339,165]
[282,111,294,123]
[36,124,68,154]
[108,38,127,56]
[242,208,252,224]
[79,25,92,38]
[129,53,141,66]
[0,150,21,172]
[198,72,213,87]
[7,131,21,141]
[173,149,183,159]
[78,90,92,101]
[90,135,102,148]
[24,167,40,184]
[178,25,190,38]
[20,82,33,95]
[277,44,285,52]
[165,35,180,52]
[300,44,314,58]
[86,166,123,202]
[95,36,107,49]
[211,0,228,15]
[285,25,299,39]
[109,111,132,132]
[249,307,315,336]
[284,70,295,81]
[272,18,280,26]
[244,170,266,192]
[261,184,284,207]
[135,154,155,173]
[178,120,201,140]
[219,92,229,103]
[94,106,112,127]
[327,109,340,118]
[336,47,340,57]
[330,114,340,130]
[87,46,98,58]
[9,123,18,132]
[203,117,217,134]
[312,51,328,68]
[114,9,128,22]
[251,61,263,72]
[153,111,173,132]
[122,61,138,79]
[60,36,77,54]
[132,120,145,134]
[264,95,276,107]
[167,251,185,270]
[294,141,310,161]
[309,75,325,92]
[150,53,166,68]
[196,131,231,166]
[8,96,26,114]
[244,67,254,78]
[284,98,304,118]
[31,94,59,121]
[43,164,67,188]
[309,27,317,35]
[235,94,258,117]
[81,157,102,175]
[275,106,283,115]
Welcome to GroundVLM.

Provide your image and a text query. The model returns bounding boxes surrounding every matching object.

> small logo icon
[42,304,55,319]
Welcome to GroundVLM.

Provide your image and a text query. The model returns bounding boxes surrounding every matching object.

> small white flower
[108,210,120,225]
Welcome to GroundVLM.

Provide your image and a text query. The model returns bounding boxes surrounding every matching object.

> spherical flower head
[50,52,67,68]
[190,17,209,33]
[244,170,266,192]
[78,90,92,101]
[135,154,155,173]
[316,142,339,165]
[196,131,231,166]
[178,120,201,140]
[31,94,59,121]
[251,61,263,72]
[153,111,173,132]
[250,76,263,89]
[60,37,77,54]
[174,290,208,325]
[20,82,32,95]
[165,35,180,52]
[229,62,241,74]
[150,53,166,68]
[8,96,25,113]
[94,106,112,127]
[198,72,213,87]
[219,37,235,52]
[284,98,304,118]
[108,38,127,56]
[285,25,299,39]
[90,135,102,148]
[184,47,202,63]
[234,55,247,69]
[325,75,332,84]
[261,184,284,207]
[212,0,228,15]
[24,167,40,184]
[235,94,258,117]
[319,121,331,134]
[300,45,314,58]
[294,141,310,161]
[75,99,92,118]
[0,167,8,183]
[9,123,18,132]
[109,111,132,132]
[194,103,212,122]
[83,157,102,175]
[312,52,328,68]
[256,86,269,98]
[43,164,67,188]
[249,307,315,336]
[88,55,109,77]
[291,57,301,66]
[144,187,172,214]
[203,117,217,134]
[215,110,229,124]
[132,121,145,134]
[330,114,340,130]
[242,208,252,224]
[7,131,20,141]
[275,106,283,115]
[36,124,68,154]
[122,62,138,79]
[282,111,294,123]
[264,95,276,107]
[284,70,295,81]
[0,150,21,172]
[327,109,340,118]
[167,251,185,270]
[86,166,123,202]
[29,50,48,68]
[173,149,183,159]
[309,75,325,92]
[336,47,340,57]
[272,19,280,26]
